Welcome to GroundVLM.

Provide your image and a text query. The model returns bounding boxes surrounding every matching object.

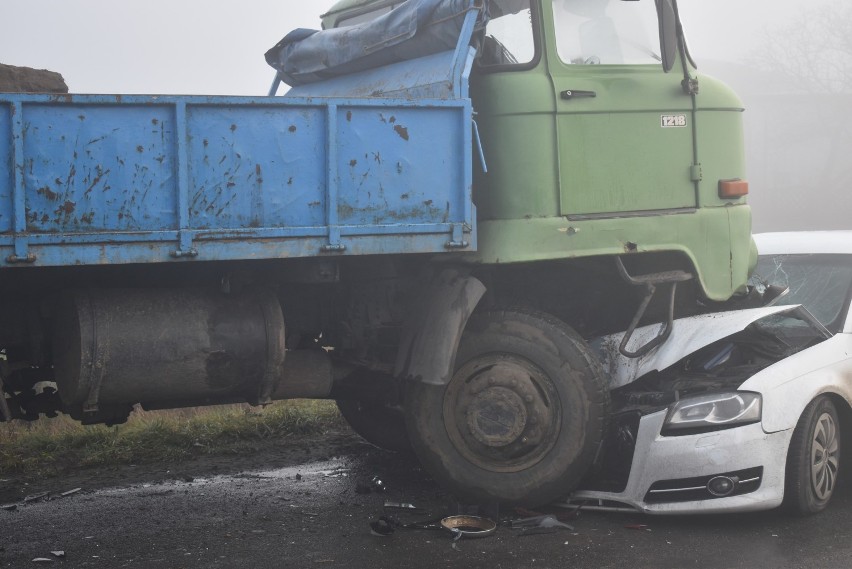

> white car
[567,231,852,515]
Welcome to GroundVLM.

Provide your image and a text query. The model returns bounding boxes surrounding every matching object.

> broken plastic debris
[1,503,17,512]
[32,558,53,563]
[50,551,65,558]
[383,501,426,514]
[60,488,82,498]
[369,516,396,537]
[369,476,386,493]
[625,524,650,531]
[24,492,49,503]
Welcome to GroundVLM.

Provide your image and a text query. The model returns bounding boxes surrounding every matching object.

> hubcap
[443,354,561,473]
[811,412,840,501]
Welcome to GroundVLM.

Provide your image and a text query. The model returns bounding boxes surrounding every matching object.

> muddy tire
[405,309,608,506]
[336,399,411,453]
[784,396,841,515]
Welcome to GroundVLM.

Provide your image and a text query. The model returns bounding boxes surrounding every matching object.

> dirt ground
[5,428,852,569]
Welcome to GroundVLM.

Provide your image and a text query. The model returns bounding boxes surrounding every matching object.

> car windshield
[754,254,852,331]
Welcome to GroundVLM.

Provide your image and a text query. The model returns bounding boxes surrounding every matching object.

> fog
[1,0,848,232]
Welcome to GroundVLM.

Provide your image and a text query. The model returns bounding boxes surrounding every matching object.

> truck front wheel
[404,309,608,506]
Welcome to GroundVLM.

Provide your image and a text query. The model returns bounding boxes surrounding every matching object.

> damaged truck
[0,0,755,506]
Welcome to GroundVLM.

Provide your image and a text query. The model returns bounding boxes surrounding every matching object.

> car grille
[644,467,763,504]
[578,411,641,493]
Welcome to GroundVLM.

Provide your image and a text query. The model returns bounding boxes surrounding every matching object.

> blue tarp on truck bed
[265,0,484,86]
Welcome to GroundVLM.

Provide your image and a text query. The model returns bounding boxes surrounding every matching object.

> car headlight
[662,392,762,436]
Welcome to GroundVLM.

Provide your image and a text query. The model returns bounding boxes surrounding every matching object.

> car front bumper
[569,411,793,514]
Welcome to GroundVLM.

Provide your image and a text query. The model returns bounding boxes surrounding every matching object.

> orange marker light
[719,179,749,199]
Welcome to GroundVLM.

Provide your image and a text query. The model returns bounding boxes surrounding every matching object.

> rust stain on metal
[59,201,76,215]
[349,159,358,167]
[393,125,409,141]
[230,124,237,132]
[255,164,263,184]
[136,145,144,153]
[37,186,60,201]
[151,118,159,125]
[288,125,297,133]
[346,111,353,122]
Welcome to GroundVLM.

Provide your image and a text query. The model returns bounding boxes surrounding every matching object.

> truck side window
[478,0,535,67]
[552,0,661,65]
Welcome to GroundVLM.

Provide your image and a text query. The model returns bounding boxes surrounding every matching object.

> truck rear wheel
[336,399,411,452]
[404,309,608,506]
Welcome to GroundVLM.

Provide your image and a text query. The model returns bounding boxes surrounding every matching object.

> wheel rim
[443,354,562,473]
[810,412,840,501]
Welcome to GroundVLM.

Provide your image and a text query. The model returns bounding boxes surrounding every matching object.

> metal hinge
[445,224,470,250]
[690,164,703,182]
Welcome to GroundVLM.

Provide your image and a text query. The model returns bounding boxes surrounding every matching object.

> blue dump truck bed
[0,93,474,267]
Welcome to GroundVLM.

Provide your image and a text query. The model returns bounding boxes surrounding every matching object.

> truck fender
[394,269,486,386]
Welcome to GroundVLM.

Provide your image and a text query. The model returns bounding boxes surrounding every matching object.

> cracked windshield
[754,254,852,330]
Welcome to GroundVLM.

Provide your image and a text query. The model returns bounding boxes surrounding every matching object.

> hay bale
[0,63,68,93]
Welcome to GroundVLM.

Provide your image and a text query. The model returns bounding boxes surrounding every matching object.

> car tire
[404,308,609,506]
[784,395,841,515]
[336,399,411,452]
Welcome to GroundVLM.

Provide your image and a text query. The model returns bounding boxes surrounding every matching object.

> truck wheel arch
[393,268,486,386]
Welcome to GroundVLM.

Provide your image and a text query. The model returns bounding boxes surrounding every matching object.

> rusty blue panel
[336,105,464,227]
[22,104,178,233]
[0,105,12,233]
[187,105,328,230]
[0,94,475,268]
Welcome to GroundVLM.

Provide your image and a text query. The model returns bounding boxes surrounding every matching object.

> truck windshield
[552,0,661,65]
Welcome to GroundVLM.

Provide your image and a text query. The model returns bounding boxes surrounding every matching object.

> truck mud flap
[394,269,485,386]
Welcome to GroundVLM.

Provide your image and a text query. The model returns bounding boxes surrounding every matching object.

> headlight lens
[662,392,762,436]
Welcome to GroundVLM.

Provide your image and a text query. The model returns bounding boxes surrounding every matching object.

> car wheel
[784,395,841,515]
[404,309,609,506]
[336,399,411,452]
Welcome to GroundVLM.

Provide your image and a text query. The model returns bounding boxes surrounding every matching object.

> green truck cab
[324,0,755,302]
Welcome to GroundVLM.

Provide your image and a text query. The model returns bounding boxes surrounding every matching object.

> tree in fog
[755,3,852,94]
[745,3,852,231]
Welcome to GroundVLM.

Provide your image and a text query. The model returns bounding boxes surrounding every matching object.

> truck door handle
[560,90,597,100]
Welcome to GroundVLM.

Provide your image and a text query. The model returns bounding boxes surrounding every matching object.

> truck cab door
[547,0,696,217]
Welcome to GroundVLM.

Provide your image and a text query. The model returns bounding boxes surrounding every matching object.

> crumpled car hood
[596,305,803,390]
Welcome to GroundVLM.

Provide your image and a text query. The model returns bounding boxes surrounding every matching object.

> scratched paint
[0,94,474,267]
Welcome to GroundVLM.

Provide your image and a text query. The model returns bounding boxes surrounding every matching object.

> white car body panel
[741,333,852,433]
[570,412,792,514]
[598,305,798,390]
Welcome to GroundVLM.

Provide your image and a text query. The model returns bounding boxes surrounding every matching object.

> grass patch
[0,400,344,478]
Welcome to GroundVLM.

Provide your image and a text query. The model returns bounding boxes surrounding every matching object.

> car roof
[755,231,852,256]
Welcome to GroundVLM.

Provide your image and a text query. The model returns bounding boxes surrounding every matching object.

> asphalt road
[3,432,852,569]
